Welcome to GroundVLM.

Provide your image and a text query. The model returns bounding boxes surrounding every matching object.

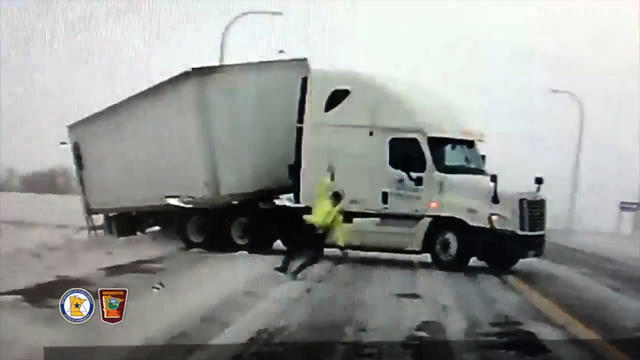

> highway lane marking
[504,274,633,360]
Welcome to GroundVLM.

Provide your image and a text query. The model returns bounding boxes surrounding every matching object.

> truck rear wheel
[428,227,471,272]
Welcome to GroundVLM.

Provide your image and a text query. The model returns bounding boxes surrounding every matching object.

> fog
[1,0,638,233]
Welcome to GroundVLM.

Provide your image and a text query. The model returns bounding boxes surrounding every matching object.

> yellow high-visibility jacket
[303,177,347,247]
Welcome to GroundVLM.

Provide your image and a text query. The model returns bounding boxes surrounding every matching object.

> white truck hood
[437,174,542,231]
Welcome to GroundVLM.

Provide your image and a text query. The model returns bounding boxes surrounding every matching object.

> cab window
[388,137,426,173]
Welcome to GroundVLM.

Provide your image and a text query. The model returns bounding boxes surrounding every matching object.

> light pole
[550,88,585,230]
[219,10,284,65]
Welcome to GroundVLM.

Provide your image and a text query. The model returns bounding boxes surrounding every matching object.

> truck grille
[519,199,546,232]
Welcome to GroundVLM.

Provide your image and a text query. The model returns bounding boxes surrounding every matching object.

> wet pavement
[1,242,639,360]
[0,276,96,309]
[98,257,166,277]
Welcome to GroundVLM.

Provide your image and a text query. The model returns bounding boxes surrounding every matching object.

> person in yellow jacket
[274,176,347,279]
[306,167,349,249]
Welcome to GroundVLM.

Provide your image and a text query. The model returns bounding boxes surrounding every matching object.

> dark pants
[278,223,327,276]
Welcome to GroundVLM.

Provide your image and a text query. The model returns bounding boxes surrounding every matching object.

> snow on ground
[1,191,637,291]
[0,224,180,292]
[0,192,180,292]
[546,229,640,265]
[0,192,86,227]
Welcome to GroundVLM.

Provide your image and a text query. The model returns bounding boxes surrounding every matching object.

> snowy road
[0,193,639,360]
[1,240,639,360]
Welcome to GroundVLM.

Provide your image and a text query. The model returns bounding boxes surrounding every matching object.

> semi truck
[66,58,546,272]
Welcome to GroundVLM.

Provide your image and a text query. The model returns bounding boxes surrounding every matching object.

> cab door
[348,134,434,251]
[383,135,433,215]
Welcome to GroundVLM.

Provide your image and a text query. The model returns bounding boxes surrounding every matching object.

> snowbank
[0,192,85,227]
[0,224,179,292]
[0,192,180,292]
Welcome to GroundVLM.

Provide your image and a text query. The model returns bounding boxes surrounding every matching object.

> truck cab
[298,69,546,271]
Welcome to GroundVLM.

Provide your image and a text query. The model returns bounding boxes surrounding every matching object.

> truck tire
[485,256,519,273]
[177,213,215,250]
[428,227,471,271]
[219,212,276,252]
[226,215,252,251]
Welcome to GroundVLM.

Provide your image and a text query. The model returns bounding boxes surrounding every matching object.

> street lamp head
[253,10,283,16]
[219,10,284,65]
[549,88,561,93]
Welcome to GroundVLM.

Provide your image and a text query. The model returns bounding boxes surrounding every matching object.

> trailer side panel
[200,60,309,198]
[68,74,209,211]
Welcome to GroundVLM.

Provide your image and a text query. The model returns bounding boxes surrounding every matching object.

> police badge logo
[98,288,128,324]
[59,288,95,324]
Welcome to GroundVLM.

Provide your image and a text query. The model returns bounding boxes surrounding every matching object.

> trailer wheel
[219,215,271,252]
[427,226,471,272]
[485,256,519,273]
[177,213,214,250]
[228,216,251,250]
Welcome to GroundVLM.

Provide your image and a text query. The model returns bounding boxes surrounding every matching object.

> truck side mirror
[481,154,486,167]
[397,156,421,186]
[535,176,544,193]
[490,174,499,204]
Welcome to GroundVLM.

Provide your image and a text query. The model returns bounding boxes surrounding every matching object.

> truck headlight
[488,213,509,229]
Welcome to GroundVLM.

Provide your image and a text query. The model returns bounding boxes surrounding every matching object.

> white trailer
[68,59,309,249]
[68,58,547,271]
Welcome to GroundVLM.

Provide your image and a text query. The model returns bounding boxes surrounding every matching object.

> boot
[274,265,288,274]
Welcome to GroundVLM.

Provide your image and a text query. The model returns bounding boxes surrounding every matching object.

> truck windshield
[427,137,487,175]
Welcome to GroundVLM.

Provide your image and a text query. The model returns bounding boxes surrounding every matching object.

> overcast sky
[1,0,638,232]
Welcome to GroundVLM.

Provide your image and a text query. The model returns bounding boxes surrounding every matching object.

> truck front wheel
[428,227,471,271]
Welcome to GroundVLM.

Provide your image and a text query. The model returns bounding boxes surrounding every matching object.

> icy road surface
[1,245,639,359]
[0,192,638,360]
